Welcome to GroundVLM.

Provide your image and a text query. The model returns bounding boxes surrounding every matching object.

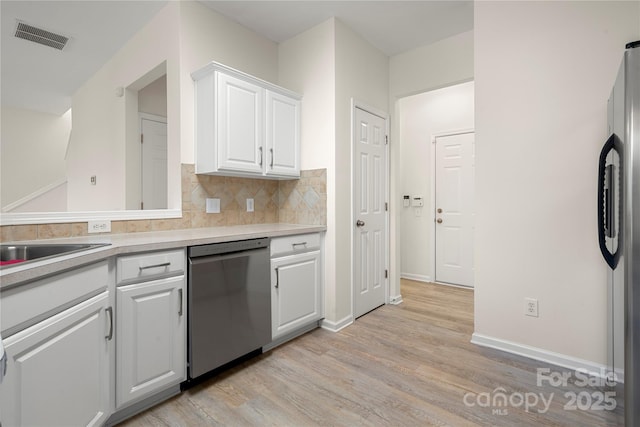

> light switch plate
[246,198,254,212]
[206,198,220,213]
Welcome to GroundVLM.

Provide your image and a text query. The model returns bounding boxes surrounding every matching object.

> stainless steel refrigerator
[599,40,640,426]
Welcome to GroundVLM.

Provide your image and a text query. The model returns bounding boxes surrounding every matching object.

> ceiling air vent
[14,21,69,51]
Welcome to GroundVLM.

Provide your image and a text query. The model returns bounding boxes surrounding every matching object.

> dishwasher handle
[188,246,268,266]
[188,238,269,258]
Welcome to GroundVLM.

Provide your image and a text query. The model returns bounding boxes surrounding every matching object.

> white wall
[475,1,640,365]
[278,18,388,327]
[399,81,474,281]
[67,2,180,211]
[389,31,474,301]
[279,19,338,320]
[1,107,71,209]
[178,0,279,165]
[138,75,167,117]
[335,18,389,323]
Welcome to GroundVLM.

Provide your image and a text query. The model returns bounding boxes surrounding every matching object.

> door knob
[437,208,442,213]
[436,218,443,224]
[356,220,365,227]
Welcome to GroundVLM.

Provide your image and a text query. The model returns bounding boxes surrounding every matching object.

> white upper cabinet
[217,73,264,174]
[266,90,300,177]
[193,62,301,179]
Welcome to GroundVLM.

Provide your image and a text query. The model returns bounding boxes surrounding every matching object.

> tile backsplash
[0,165,326,242]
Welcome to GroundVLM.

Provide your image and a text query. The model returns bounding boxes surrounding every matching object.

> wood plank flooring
[120,280,624,426]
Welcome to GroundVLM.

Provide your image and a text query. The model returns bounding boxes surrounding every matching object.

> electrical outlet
[88,220,111,234]
[246,198,254,212]
[525,298,539,317]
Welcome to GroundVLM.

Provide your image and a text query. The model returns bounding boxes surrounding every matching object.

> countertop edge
[0,224,326,290]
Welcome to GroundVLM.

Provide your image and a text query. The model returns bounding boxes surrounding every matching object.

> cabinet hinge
[385,202,388,211]
[140,202,144,210]
[385,269,388,279]
[141,134,144,144]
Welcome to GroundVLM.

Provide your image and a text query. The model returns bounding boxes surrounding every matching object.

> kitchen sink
[0,243,111,266]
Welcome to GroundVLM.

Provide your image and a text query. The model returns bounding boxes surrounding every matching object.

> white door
[141,117,167,210]
[0,292,111,426]
[354,107,388,318]
[434,132,475,287]
[116,276,186,408]
[217,72,264,174]
[265,90,300,177]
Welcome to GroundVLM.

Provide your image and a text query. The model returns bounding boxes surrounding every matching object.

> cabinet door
[116,275,186,408]
[265,90,300,178]
[271,251,322,339]
[216,72,264,174]
[0,292,111,427]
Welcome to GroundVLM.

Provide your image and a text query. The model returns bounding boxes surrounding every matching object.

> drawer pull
[275,267,279,288]
[292,242,307,248]
[139,262,171,271]
[178,289,183,317]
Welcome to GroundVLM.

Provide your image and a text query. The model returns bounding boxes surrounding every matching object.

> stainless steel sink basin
[0,243,110,266]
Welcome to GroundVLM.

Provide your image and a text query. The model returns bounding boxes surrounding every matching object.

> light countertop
[0,223,326,290]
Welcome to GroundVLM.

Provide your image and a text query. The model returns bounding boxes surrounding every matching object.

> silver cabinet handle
[259,146,263,166]
[292,242,307,248]
[139,262,170,271]
[275,267,279,288]
[105,307,113,341]
[178,289,183,316]
[0,336,7,383]
[270,148,274,168]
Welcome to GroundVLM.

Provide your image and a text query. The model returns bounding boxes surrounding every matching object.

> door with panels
[353,107,388,318]
[434,132,475,287]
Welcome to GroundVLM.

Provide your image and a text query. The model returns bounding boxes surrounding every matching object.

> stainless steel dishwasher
[187,238,271,380]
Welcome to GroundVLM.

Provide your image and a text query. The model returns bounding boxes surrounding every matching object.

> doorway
[398,81,474,287]
[140,114,168,210]
[352,103,389,318]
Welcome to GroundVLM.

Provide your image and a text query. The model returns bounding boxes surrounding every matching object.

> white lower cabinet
[0,291,111,426]
[116,274,186,408]
[271,249,322,339]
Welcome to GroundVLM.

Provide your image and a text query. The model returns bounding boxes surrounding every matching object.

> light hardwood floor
[120,280,623,426]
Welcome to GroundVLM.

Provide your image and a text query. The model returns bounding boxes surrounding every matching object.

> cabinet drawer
[1,261,108,336]
[117,249,185,284]
[270,233,321,257]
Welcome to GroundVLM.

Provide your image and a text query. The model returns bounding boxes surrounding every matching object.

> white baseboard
[471,333,623,383]
[321,315,353,333]
[400,273,432,283]
[389,294,403,305]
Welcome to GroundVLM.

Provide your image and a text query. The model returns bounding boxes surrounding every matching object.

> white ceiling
[1,1,473,116]
[0,0,168,115]
[200,1,473,57]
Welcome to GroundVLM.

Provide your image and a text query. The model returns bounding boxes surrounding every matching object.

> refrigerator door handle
[597,133,622,269]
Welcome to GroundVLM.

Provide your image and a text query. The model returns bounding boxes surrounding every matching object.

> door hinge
[385,202,388,211]
[385,269,388,279]
[140,202,144,210]
[385,135,389,145]
[140,134,144,144]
